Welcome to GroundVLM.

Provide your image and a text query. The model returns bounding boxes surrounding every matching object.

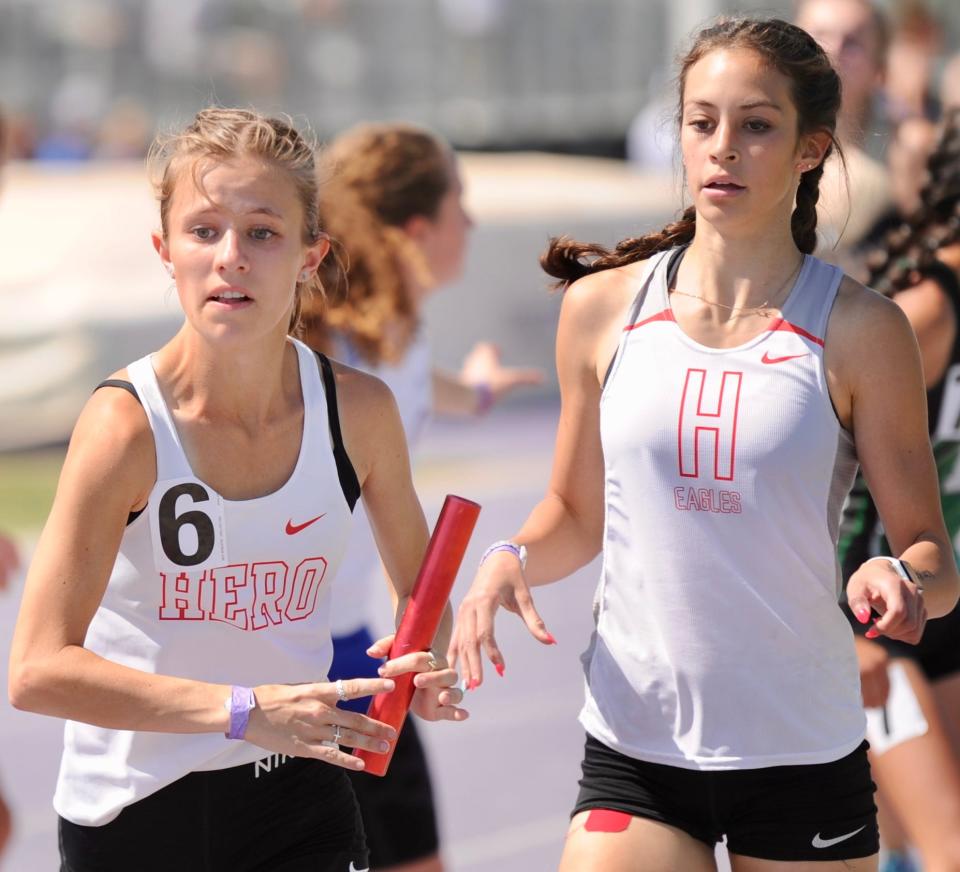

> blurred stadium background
[2,0,960,869]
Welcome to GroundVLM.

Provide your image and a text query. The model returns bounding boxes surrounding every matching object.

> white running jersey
[329,331,432,637]
[580,248,864,770]
[55,339,355,825]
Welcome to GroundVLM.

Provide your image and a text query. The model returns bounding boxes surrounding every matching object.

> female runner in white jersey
[8,107,467,872]
[451,17,959,872]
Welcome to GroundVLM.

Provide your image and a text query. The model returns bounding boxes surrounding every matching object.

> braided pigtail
[791,161,827,254]
[541,206,697,290]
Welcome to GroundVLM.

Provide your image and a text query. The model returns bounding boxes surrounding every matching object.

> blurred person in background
[882,1,942,124]
[841,107,960,872]
[794,0,894,252]
[941,53,960,111]
[8,107,467,872]
[0,103,20,860]
[453,15,958,871]
[301,121,541,872]
[94,97,153,160]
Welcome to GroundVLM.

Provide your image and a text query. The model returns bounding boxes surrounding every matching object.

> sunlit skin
[152,157,328,352]
[681,48,826,248]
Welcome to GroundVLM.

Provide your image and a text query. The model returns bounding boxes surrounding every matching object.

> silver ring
[336,679,347,703]
[426,650,439,671]
[332,724,342,743]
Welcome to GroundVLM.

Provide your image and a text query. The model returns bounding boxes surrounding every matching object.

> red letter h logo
[677,369,743,481]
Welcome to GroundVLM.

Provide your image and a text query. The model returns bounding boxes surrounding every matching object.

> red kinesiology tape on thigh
[584,809,632,832]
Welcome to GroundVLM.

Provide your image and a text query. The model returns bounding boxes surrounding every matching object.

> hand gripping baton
[356,494,481,776]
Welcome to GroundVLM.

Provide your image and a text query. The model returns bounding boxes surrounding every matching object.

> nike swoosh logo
[811,825,866,848]
[285,514,326,535]
[761,351,810,364]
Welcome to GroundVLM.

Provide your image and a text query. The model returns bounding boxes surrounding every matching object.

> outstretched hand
[460,342,544,402]
[368,634,468,722]
[448,550,556,691]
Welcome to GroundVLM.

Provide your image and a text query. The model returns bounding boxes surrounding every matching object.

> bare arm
[335,363,466,721]
[431,342,544,416]
[828,279,960,639]
[450,267,639,685]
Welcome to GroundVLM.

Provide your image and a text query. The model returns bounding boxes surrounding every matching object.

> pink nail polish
[545,632,558,645]
[865,627,879,639]
[467,678,479,691]
[495,663,505,677]
[853,607,871,624]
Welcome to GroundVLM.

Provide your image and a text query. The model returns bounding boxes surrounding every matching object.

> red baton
[356,494,481,776]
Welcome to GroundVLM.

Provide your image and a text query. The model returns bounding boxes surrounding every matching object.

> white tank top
[329,331,432,637]
[55,338,356,825]
[579,248,864,770]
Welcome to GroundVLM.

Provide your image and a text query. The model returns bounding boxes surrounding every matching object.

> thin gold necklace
[670,256,804,320]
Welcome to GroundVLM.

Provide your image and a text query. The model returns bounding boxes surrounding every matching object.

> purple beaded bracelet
[474,383,495,415]
[225,686,257,740]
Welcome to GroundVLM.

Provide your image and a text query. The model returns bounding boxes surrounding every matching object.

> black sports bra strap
[665,244,689,290]
[94,379,142,406]
[315,352,362,512]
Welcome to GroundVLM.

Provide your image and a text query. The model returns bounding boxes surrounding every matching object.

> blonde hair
[148,107,324,332]
[301,122,452,365]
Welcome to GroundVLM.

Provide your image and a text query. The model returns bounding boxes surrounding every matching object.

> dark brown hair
[148,107,324,332]
[541,17,843,288]
[866,109,960,295]
[301,123,451,365]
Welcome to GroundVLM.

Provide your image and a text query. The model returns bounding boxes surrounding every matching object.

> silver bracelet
[866,556,924,592]
[479,540,528,570]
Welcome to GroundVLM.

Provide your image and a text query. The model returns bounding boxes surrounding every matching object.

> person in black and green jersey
[840,108,960,872]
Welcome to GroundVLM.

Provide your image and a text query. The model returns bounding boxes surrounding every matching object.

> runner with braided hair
[452,16,958,871]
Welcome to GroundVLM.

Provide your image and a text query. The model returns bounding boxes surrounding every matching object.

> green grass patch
[0,447,66,533]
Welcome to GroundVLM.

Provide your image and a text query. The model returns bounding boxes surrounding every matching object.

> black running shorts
[59,755,368,872]
[330,626,440,867]
[572,733,878,862]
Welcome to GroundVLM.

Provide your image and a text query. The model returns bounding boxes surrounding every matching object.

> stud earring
[299,270,311,282]
[166,265,175,278]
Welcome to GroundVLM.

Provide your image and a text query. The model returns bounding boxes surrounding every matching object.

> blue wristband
[225,686,257,740]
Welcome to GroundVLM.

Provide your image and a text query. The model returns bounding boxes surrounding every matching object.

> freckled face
[681,48,807,236]
[156,156,325,343]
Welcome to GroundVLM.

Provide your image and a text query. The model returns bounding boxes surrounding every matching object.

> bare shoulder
[829,274,915,350]
[826,275,922,421]
[62,368,155,509]
[325,358,398,421]
[560,260,650,329]
[325,359,405,483]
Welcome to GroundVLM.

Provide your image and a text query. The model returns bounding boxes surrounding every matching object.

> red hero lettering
[159,557,328,628]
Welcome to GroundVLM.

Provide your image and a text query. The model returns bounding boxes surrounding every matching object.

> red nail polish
[865,627,879,639]
[467,678,479,691]
[545,632,558,645]
[495,663,505,677]
[853,607,870,624]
